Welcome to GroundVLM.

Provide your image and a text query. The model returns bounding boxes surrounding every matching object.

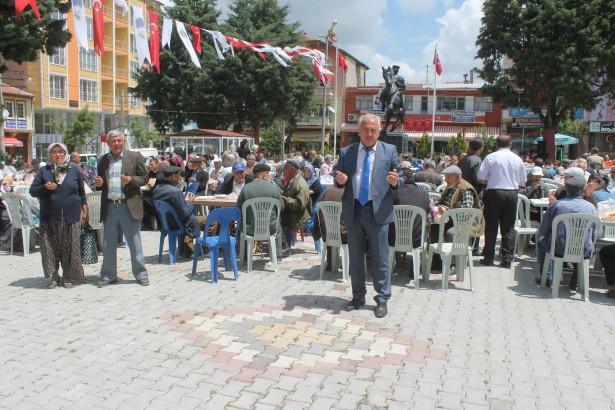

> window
[355,95,373,111]
[16,102,26,119]
[48,47,66,66]
[130,34,137,54]
[474,97,494,112]
[404,96,413,111]
[437,96,465,111]
[5,100,14,118]
[83,0,92,7]
[421,96,429,112]
[79,48,97,71]
[129,94,141,108]
[49,75,67,99]
[86,17,93,40]
[80,80,98,102]
[35,113,53,134]
[130,60,140,78]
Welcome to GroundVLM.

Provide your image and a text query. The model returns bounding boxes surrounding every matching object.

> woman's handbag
[81,223,98,264]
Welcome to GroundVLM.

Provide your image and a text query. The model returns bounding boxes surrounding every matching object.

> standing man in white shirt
[477,135,527,269]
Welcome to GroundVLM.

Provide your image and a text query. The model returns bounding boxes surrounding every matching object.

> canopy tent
[535,133,579,146]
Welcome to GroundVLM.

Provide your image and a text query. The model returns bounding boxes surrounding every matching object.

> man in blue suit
[334,113,402,318]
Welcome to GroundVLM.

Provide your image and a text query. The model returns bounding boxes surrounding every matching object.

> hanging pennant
[176,21,201,68]
[161,17,173,49]
[71,0,88,50]
[148,10,160,73]
[189,25,202,54]
[113,0,128,15]
[205,30,232,59]
[93,0,105,56]
[132,5,151,67]
[15,0,41,21]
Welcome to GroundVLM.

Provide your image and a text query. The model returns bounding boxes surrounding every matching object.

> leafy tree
[0,0,71,72]
[131,0,317,136]
[259,122,282,158]
[414,133,431,159]
[130,121,162,148]
[52,107,95,152]
[446,131,468,155]
[475,0,615,159]
[556,118,589,139]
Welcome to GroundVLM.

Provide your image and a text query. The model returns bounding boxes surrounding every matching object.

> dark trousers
[600,244,615,286]
[482,189,518,263]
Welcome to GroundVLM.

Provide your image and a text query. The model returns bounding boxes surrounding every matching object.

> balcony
[101,64,113,76]
[101,94,129,108]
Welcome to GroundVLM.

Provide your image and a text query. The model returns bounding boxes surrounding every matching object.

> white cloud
[416,0,484,85]
[395,0,438,14]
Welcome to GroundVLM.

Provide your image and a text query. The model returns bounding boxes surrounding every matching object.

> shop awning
[3,137,23,147]
[405,126,501,140]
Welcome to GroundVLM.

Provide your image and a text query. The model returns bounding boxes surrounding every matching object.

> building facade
[3,0,153,162]
[1,84,35,162]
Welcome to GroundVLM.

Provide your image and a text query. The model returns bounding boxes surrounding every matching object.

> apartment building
[4,0,154,162]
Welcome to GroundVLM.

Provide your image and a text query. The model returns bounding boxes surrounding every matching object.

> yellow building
[4,0,156,162]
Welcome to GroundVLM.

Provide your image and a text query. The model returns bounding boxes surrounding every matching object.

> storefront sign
[590,121,615,133]
[4,119,16,129]
[17,119,27,129]
[452,111,475,122]
[512,117,542,127]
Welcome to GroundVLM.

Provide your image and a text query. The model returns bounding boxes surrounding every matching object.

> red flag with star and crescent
[15,0,41,20]
[190,25,201,54]
[148,11,160,73]
[433,48,443,75]
[93,0,105,56]
[338,52,348,74]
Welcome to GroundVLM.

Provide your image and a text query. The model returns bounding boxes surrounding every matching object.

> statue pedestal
[380,131,414,155]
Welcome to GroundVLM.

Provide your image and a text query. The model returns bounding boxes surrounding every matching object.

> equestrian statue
[377,65,406,132]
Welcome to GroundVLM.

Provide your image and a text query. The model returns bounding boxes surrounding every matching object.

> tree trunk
[543,128,556,160]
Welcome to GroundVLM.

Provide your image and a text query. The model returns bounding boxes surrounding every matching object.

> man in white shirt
[477,135,527,269]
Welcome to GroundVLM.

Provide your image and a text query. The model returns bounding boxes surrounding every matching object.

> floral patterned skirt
[39,218,84,282]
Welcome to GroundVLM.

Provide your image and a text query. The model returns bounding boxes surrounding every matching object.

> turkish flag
[190,25,201,54]
[338,52,348,74]
[93,0,105,56]
[404,119,414,131]
[15,0,40,20]
[424,120,432,131]
[415,121,424,131]
[148,11,160,73]
[433,49,443,76]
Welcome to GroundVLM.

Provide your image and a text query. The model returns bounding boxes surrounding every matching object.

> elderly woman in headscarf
[319,155,334,176]
[274,162,286,191]
[29,143,88,289]
[303,164,322,205]
[80,156,98,191]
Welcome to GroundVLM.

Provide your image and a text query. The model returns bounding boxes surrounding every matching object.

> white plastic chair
[543,181,560,191]
[3,193,39,256]
[436,183,448,193]
[239,198,281,272]
[388,205,427,288]
[315,201,348,282]
[86,191,104,250]
[428,192,441,202]
[513,194,539,258]
[540,213,601,301]
[416,182,436,192]
[426,208,481,291]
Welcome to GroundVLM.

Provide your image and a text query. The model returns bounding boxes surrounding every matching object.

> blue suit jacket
[334,140,402,226]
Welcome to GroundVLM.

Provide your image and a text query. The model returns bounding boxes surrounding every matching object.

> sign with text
[452,111,475,122]
[590,121,615,133]
[512,117,542,128]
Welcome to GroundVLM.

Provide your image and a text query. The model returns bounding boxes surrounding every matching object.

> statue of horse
[377,66,405,132]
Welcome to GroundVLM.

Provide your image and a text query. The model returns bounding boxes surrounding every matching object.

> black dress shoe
[345,298,366,311]
[472,249,482,257]
[374,301,388,318]
[138,278,150,286]
[500,261,512,269]
[479,259,494,267]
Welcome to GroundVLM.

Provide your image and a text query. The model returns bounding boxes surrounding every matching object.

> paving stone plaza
[1,231,614,409]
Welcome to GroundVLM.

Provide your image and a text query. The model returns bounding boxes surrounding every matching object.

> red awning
[3,137,23,148]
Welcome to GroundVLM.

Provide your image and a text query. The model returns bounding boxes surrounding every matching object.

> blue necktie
[359,147,372,205]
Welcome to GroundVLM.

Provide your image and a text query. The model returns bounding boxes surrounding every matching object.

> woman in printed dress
[29,143,88,289]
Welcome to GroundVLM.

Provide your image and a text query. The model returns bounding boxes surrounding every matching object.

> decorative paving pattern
[162,296,447,383]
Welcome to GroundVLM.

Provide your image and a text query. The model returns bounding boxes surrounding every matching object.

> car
[79,153,98,164]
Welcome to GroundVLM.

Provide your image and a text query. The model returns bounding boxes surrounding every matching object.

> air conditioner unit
[348,114,358,122]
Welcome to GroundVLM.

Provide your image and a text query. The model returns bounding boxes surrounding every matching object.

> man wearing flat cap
[184,156,209,195]
[215,162,254,195]
[535,167,599,289]
[153,166,204,257]
[281,158,312,254]
[237,163,285,262]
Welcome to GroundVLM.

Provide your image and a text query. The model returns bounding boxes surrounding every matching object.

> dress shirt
[232,178,245,195]
[107,153,125,200]
[477,148,527,190]
[353,143,376,201]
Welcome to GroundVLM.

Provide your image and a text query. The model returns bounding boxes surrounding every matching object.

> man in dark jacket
[414,160,442,186]
[184,157,209,195]
[215,162,254,195]
[457,137,485,254]
[153,166,203,256]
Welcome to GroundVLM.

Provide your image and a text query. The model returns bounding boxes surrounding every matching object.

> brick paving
[0,231,614,409]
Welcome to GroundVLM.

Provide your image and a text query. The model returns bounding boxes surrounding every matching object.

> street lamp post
[321,20,337,155]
